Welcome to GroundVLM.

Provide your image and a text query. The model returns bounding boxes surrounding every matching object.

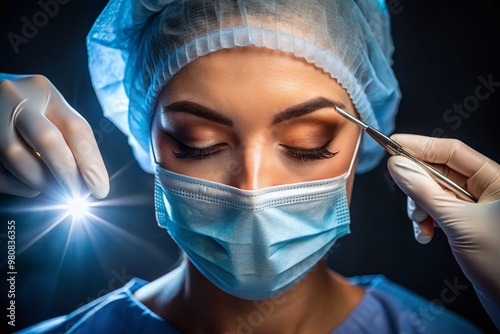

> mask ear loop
[347,130,363,177]
[150,109,159,168]
[150,114,168,223]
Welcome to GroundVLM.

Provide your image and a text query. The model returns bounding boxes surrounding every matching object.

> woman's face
[152,46,360,200]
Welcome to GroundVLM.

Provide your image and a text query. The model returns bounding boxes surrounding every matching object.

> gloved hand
[0,74,109,199]
[387,134,500,328]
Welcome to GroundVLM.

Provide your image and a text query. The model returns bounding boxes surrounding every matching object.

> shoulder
[15,278,178,334]
[333,275,482,334]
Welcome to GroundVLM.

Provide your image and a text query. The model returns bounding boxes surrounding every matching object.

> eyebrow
[272,97,345,125]
[162,97,345,126]
[162,101,233,126]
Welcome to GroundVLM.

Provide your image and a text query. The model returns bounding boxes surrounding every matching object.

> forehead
[159,46,352,111]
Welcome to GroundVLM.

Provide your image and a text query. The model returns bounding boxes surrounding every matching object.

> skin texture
[135,45,364,333]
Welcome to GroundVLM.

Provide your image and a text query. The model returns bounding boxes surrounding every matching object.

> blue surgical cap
[87,0,400,173]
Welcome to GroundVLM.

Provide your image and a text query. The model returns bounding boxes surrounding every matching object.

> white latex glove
[0,74,109,199]
[387,134,500,328]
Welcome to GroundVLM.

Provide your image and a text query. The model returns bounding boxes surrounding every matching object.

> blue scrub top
[17,274,481,334]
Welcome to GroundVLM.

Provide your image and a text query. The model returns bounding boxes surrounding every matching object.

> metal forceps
[334,106,478,202]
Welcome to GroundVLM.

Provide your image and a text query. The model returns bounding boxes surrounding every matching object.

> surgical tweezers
[335,106,478,202]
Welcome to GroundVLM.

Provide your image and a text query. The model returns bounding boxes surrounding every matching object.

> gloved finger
[14,104,81,197]
[407,197,434,244]
[0,163,40,198]
[424,163,469,189]
[392,134,500,201]
[407,197,429,222]
[0,78,69,196]
[412,217,435,245]
[0,79,18,124]
[388,155,470,223]
[45,93,109,199]
[390,134,488,177]
[467,159,500,202]
[0,128,57,195]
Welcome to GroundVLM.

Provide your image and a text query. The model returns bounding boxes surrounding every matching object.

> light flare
[65,196,90,219]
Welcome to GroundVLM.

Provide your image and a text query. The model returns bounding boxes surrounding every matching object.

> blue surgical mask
[154,137,360,300]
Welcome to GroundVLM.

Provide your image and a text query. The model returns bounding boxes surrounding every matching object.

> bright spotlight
[65,197,89,219]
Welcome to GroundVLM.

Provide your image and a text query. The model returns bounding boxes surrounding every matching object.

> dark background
[0,0,499,333]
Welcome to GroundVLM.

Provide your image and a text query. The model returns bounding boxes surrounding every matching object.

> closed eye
[280,144,339,162]
[170,136,226,160]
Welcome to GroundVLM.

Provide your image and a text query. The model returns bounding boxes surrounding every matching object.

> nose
[227,142,275,190]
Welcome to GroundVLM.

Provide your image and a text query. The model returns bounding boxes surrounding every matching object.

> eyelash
[280,144,339,162]
[172,140,224,160]
[171,137,338,162]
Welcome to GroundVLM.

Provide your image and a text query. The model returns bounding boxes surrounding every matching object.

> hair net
[87,0,400,174]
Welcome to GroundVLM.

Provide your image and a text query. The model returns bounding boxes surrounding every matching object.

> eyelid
[280,136,334,150]
[168,134,226,159]
[280,143,328,151]
[279,142,339,162]
[167,134,220,149]
[279,142,337,154]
